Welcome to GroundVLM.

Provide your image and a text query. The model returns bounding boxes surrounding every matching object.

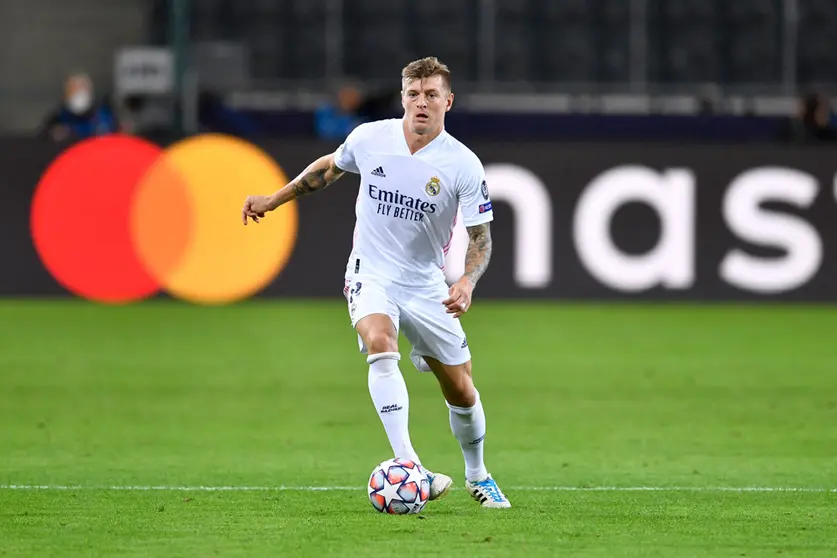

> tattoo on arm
[292,160,344,198]
[464,223,492,288]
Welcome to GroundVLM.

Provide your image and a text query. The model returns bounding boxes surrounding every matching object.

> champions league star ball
[368,458,430,514]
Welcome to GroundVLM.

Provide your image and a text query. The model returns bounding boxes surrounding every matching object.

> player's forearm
[268,154,345,209]
[463,223,492,288]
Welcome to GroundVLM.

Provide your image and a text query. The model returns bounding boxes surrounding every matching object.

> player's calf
[426,357,477,408]
[367,351,421,464]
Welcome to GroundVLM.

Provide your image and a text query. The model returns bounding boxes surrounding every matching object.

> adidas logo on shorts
[371,166,386,177]
[461,338,468,348]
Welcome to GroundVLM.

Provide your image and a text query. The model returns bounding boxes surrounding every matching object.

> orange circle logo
[30,134,298,304]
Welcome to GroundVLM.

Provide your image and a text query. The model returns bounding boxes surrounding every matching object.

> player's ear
[446,92,454,112]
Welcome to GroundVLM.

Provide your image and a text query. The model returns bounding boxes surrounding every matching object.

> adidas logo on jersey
[371,166,386,177]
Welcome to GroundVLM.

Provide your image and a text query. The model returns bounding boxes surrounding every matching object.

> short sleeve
[333,125,363,174]
[457,155,493,227]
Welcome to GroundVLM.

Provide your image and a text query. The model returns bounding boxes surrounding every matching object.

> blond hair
[401,57,452,92]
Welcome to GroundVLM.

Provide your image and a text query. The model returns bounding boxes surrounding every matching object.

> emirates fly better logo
[30,134,299,304]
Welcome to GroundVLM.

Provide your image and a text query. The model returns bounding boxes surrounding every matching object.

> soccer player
[241,57,511,508]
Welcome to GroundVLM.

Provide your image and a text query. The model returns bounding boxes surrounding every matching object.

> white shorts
[343,274,472,372]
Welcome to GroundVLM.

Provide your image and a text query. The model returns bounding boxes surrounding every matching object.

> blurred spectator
[38,73,120,142]
[781,91,837,143]
[314,83,366,140]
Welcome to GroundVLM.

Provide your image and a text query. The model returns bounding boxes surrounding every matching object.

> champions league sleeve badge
[481,179,489,200]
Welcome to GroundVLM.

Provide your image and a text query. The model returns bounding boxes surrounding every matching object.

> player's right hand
[443,278,473,319]
[242,195,273,225]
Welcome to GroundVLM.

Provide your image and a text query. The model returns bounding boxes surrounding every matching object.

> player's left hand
[443,278,473,318]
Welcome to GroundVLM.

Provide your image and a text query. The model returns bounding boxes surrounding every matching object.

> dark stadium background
[1,2,835,556]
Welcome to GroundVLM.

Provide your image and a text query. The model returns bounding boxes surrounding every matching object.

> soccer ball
[367,458,430,514]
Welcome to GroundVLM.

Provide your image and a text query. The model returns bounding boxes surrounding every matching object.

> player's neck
[402,119,443,154]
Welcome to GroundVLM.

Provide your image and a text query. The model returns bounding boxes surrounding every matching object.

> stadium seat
[411,1,475,80]
[724,0,781,83]
[494,0,529,18]
[539,31,597,83]
[601,0,630,23]
[598,27,631,84]
[345,0,409,19]
[797,0,837,83]
[540,0,592,22]
[344,26,411,81]
[650,0,721,83]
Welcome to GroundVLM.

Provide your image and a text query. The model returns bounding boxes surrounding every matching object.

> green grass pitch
[1,299,836,556]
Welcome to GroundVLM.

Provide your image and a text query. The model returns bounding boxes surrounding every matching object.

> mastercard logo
[30,134,298,304]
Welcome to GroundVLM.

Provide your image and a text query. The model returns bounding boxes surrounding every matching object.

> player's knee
[446,367,477,407]
[450,386,477,408]
[365,329,398,354]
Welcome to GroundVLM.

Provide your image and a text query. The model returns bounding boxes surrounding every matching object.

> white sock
[367,352,421,464]
[447,392,489,482]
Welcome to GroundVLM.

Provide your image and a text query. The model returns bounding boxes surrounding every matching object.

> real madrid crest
[425,176,441,197]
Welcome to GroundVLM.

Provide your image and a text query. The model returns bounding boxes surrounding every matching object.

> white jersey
[333,118,494,287]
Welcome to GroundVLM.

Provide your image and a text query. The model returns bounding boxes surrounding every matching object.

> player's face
[401,75,453,135]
